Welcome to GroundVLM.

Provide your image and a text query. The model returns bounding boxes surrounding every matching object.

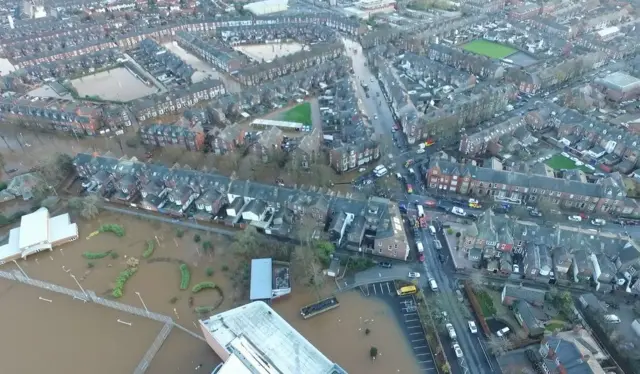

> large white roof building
[200,301,347,374]
[0,208,78,263]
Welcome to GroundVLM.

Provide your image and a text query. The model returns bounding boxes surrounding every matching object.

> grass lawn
[545,321,566,332]
[462,39,517,59]
[282,102,312,125]
[475,290,497,317]
[545,154,593,173]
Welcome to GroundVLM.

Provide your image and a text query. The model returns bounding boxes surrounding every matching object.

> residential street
[343,35,498,373]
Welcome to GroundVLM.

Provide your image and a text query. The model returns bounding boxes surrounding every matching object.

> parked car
[446,323,457,340]
[379,262,392,268]
[568,215,583,222]
[429,278,439,291]
[453,343,463,358]
[451,207,466,216]
[497,327,510,337]
[529,209,542,217]
[468,321,477,334]
[591,218,606,226]
[418,253,425,262]
[408,272,421,278]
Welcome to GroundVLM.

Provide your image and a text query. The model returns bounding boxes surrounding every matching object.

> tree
[464,223,478,237]
[0,152,5,173]
[80,195,101,219]
[369,346,378,360]
[487,335,512,356]
[470,271,485,291]
[230,226,261,259]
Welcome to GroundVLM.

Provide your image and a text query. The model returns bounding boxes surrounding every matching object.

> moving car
[591,218,606,226]
[446,323,457,340]
[424,199,437,208]
[416,148,425,154]
[408,272,421,278]
[468,198,481,208]
[418,253,425,262]
[453,343,463,358]
[379,262,392,268]
[451,207,466,217]
[406,184,414,194]
[429,278,439,291]
[568,215,583,222]
[468,321,478,334]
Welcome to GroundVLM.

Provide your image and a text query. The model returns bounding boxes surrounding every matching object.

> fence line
[133,323,174,374]
[0,269,207,373]
[173,322,206,342]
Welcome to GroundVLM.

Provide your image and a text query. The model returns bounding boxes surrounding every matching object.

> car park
[408,272,421,278]
[468,321,477,334]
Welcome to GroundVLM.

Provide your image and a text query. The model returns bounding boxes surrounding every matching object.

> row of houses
[3,13,362,68]
[0,96,134,135]
[72,153,410,261]
[464,211,640,288]
[426,159,640,217]
[175,32,248,74]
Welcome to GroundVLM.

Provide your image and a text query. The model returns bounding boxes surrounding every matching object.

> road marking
[416,353,431,357]
[407,326,422,329]
[410,332,422,336]
[404,312,417,317]
[411,339,425,343]
[373,284,377,295]
[414,345,427,349]
[405,318,419,322]
[385,282,392,294]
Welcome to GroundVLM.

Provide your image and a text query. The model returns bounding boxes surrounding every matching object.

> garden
[14,213,234,332]
[545,154,593,173]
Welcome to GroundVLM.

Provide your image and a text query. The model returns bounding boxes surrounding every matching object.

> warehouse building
[595,71,640,101]
[243,0,288,15]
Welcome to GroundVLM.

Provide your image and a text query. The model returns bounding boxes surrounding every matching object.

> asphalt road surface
[419,226,497,374]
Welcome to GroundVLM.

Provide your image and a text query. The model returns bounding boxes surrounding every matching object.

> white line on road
[407,326,422,329]
[385,282,392,294]
[410,332,422,336]
[412,339,425,343]
[405,318,419,322]
[373,284,377,295]
[404,312,417,317]
[414,345,428,349]
[415,353,431,357]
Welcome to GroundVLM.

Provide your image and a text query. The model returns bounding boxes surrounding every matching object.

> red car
[424,199,437,208]
[418,253,425,262]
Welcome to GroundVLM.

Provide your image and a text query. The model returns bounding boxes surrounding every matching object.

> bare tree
[230,226,261,259]
[470,270,485,291]
[69,195,101,219]
[487,335,513,356]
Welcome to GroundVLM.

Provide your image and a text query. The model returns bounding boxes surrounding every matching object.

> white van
[429,278,439,292]
[604,314,621,324]
[434,240,442,250]
[429,225,437,236]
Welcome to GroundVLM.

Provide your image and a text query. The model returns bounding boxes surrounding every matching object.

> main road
[342,35,498,373]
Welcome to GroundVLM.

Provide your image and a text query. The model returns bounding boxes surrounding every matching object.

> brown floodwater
[1,213,421,374]
[273,287,422,374]
[0,278,162,374]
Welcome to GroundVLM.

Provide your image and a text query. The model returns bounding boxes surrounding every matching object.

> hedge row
[142,240,155,259]
[192,282,216,293]
[98,224,125,237]
[179,264,190,290]
[112,268,137,298]
[82,251,112,260]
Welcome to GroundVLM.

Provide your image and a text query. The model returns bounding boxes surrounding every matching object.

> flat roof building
[250,258,292,302]
[598,71,640,92]
[200,301,347,374]
[0,208,78,263]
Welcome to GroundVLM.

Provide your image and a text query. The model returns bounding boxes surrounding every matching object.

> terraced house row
[426,159,640,217]
[72,153,410,261]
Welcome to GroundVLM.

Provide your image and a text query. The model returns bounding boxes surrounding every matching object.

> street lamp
[70,273,88,298]
[135,291,149,314]
[12,260,28,279]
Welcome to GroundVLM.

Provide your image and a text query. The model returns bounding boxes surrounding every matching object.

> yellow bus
[397,285,417,296]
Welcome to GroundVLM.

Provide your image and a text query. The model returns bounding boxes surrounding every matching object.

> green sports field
[461,39,517,59]
[282,102,312,125]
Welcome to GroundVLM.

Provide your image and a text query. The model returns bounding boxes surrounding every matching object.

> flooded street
[273,287,422,374]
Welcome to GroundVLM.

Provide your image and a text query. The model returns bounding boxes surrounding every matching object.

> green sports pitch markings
[461,39,517,59]
[282,102,312,125]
